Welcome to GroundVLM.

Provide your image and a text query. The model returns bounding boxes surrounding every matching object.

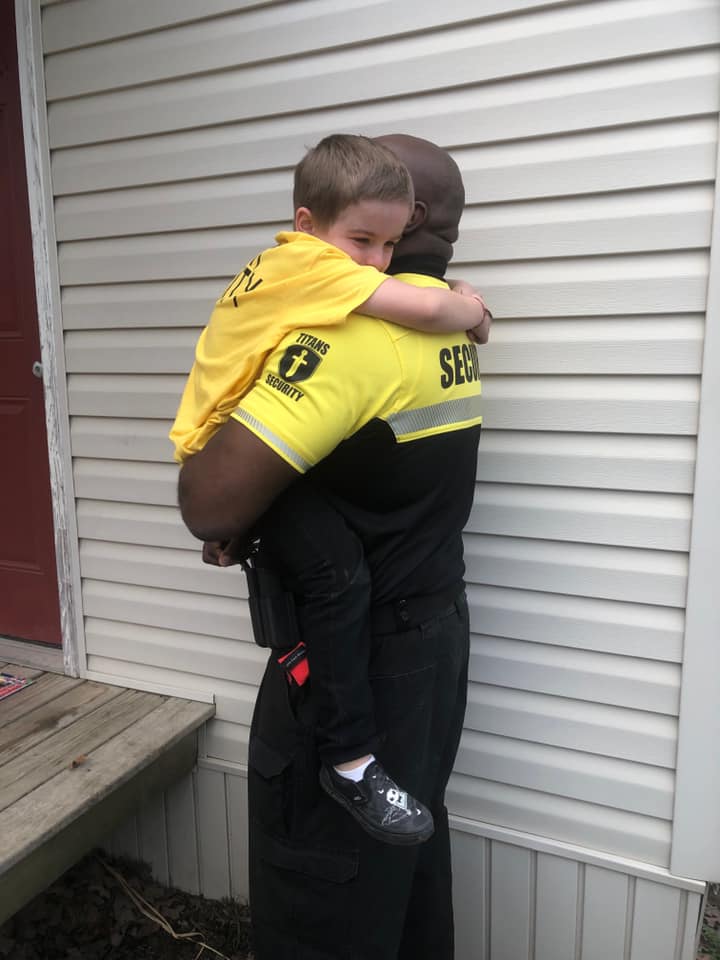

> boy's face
[295,199,410,273]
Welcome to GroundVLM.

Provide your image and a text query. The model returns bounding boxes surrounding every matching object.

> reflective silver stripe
[386,394,483,438]
[233,409,310,472]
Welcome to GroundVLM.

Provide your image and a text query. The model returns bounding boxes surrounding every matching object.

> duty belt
[370,584,464,634]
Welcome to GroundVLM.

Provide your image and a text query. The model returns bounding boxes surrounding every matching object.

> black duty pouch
[241,554,301,651]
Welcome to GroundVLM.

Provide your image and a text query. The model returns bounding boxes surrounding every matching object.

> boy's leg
[255,481,434,847]
[256,480,377,765]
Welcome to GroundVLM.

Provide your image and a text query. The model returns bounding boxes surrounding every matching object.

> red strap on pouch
[277,642,309,687]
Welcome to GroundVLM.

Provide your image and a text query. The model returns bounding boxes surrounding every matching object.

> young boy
[171,134,487,845]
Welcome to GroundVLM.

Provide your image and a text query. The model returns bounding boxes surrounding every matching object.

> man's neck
[387,253,447,280]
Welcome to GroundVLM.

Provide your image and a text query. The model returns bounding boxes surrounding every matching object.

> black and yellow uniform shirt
[234,272,482,602]
[169,232,387,463]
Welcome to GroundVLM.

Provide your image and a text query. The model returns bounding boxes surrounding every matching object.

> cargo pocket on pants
[250,821,359,955]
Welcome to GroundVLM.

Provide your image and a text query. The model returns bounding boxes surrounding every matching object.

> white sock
[334,755,375,782]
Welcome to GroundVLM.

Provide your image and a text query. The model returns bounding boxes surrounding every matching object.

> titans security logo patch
[278,346,322,383]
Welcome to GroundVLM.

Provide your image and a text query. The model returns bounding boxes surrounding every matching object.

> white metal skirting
[104,761,705,960]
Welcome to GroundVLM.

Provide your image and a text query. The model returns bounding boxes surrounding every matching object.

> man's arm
[178,417,298,543]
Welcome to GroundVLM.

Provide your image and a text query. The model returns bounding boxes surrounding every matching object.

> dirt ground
[0,852,717,958]
[699,885,720,959]
[0,853,253,959]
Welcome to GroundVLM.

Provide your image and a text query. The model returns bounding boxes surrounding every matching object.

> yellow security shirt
[233,273,482,474]
[169,232,387,462]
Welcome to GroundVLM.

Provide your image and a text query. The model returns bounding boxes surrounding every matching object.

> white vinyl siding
[37,0,719,912]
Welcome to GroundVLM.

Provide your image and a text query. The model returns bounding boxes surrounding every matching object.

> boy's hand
[467,295,492,345]
[447,278,493,344]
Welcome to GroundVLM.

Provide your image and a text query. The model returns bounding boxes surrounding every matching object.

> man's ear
[294,206,315,234]
[403,200,428,235]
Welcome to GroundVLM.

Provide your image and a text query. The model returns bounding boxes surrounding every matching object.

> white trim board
[14,0,86,677]
[450,814,705,895]
[670,114,720,882]
[86,670,216,705]
[191,755,705,895]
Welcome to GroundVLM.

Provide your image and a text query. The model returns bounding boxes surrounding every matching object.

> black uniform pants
[247,590,470,960]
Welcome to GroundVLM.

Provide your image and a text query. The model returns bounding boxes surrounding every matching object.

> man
[179,134,490,959]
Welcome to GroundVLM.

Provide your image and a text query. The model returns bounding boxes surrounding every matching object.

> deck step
[0,666,214,924]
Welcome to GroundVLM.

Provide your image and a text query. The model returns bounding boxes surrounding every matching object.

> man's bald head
[374,134,465,267]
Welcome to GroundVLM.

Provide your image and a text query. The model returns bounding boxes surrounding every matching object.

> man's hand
[178,417,297,543]
[202,537,256,567]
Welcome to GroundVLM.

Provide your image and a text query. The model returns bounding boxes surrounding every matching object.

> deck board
[0,673,84,727]
[0,688,167,809]
[0,681,124,764]
[0,664,214,924]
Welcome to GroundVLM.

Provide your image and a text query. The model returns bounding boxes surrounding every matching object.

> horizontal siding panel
[470,251,709,318]
[479,316,704,375]
[84,616,264,686]
[58,248,710,333]
[66,372,700,432]
[63,316,704,379]
[455,730,674,817]
[464,684,677,767]
[72,458,694,560]
[51,64,720,194]
[456,186,713,262]
[62,281,220,330]
[77,499,194,549]
[480,374,699,434]
[57,226,271,285]
[71,418,174,462]
[446,774,671,866]
[467,584,684,663]
[63,315,704,379]
[68,374,185,418]
[54,175,714,248]
[42,0,560,59]
[55,171,291,241]
[475,431,697,493]
[465,537,688,607]
[42,0,279,51]
[82,578,250,640]
[74,458,177,505]
[69,420,697,489]
[470,635,680,715]
[79,541,245,598]
[65,329,196,373]
[45,8,720,145]
[204,718,249,765]
[468,485,691,550]
[456,117,718,204]
[211,694,256,730]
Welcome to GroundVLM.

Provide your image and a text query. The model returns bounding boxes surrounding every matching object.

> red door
[0,1,62,645]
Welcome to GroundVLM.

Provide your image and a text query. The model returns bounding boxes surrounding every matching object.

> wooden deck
[0,662,214,925]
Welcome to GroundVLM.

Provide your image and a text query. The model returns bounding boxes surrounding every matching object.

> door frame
[7,0,85,677]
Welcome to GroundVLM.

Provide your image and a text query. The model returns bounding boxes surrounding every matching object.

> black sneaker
[319,761,434,846]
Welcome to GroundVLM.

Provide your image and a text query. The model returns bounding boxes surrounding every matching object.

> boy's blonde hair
[293,134,414,227]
